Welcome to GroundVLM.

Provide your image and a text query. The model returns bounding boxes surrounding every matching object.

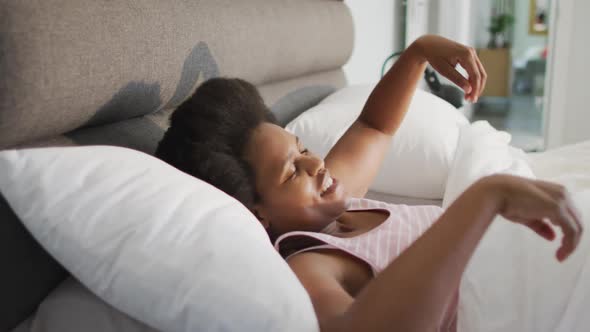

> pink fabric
[274,197,458,332]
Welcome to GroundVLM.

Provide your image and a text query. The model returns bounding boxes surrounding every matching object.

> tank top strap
[347,196,392,211]
[273,197,394,275]
[274,229,380,275]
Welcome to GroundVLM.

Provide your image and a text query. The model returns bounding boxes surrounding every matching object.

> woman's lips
[321,177,338,197]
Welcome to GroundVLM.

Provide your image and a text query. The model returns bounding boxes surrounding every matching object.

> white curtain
[405,0,475,47]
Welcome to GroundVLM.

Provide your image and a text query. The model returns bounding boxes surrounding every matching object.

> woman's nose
[300,154,324,176]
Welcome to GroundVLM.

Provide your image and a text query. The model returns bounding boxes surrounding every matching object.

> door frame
[543,0,574,149]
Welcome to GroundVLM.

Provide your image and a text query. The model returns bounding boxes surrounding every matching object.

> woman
[155,35,583,332]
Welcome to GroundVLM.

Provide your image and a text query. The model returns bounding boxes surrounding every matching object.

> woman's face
[244,123,349,237]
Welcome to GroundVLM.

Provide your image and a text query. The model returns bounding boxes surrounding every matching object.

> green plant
[487,12,514,48]
[488,13,515,34]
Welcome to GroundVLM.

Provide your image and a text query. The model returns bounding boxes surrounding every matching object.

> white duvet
[447,122,590,332]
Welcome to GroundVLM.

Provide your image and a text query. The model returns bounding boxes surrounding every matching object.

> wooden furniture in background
[477,48,511,97]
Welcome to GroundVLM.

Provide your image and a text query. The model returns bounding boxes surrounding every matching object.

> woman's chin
[320,196,349,220]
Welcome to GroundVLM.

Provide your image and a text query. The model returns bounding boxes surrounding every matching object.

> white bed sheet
[457,140,590,332]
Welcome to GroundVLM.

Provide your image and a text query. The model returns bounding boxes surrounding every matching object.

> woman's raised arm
[325,35,487,198]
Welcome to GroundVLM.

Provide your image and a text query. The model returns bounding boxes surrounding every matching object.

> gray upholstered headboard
[0,0,353,329]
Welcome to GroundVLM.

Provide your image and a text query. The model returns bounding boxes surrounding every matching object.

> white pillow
[442,121,535,208]
[0,146,318,332]
[286,84,469,199]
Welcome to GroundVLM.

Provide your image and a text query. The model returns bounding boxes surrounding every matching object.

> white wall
[545,0,590,147]
[430,0,473,46]
[471,0,491,48]
[406,0,431,45]
[343,0,403,85]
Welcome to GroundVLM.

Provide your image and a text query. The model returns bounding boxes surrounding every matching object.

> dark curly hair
[155,77,277,210]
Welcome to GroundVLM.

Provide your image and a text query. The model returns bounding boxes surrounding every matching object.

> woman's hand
[413,35,487,102]
[481,174,584,262]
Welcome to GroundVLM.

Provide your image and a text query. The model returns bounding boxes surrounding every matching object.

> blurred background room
[344,0,589,152]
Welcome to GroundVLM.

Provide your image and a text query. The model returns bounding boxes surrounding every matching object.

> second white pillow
[286,85,469,199]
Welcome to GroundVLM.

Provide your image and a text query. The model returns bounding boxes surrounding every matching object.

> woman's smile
[320,175,338,197]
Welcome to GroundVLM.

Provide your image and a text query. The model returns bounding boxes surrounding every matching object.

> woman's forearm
[335,177,502,332]
[358,41,427,135]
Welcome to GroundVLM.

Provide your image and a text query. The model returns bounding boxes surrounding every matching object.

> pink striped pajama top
[274,197,458,332]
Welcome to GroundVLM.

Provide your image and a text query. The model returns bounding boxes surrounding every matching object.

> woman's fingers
[523,219,556,241]
[475,55,487,97]
[531,180,583,261]
[558,204,583,261]
[458,48,481,102]
[497,175,583,262]
[545,197,582,262]
[433,59,471,94]
[416,36,489,102]
[536,180,584,235]
[567,204,584,235]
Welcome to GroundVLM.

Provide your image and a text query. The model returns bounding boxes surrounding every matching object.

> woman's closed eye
[286,148,309,182]
[288,168,297,181]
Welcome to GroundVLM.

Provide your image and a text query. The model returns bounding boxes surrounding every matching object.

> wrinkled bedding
[450,123,590,332]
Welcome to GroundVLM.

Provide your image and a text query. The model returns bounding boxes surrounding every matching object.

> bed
[7,140,589,332]
[1,1,589,332]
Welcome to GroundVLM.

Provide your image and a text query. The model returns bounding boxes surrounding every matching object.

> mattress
[13,141,590,332]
